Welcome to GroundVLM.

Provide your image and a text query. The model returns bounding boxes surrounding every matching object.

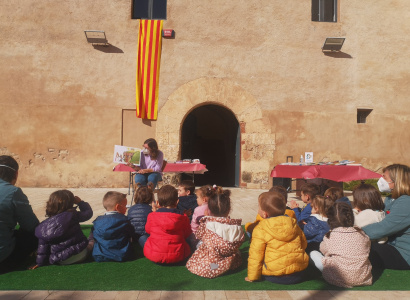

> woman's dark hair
[46,190,75,217]
[144,138,159,160]
[353,184,384,211]
[325,202,356,238]
[208,186,231,217]
[0,155,19,183]
[134,185,154,205]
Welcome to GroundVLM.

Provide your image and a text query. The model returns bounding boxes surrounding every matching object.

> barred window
[312,0,337,22]
[132,0,167,20]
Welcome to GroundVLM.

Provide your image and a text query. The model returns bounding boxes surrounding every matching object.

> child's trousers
[310,250,324,272]
[262,269,306,285]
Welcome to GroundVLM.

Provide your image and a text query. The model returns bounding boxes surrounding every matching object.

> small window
[312,0,337,22]
[357,109,373,124]
[132,0,167,20]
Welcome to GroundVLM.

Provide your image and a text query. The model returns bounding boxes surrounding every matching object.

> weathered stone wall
[156,77,275,189]
[1,1,409,188]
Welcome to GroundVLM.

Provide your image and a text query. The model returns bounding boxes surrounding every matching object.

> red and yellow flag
[136,20,163,120]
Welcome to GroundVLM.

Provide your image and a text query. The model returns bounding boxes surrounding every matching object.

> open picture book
[113,145,141,166]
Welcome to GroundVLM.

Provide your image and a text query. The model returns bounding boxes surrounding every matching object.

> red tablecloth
[270,165,380,182]
[113,163,208,174]
[164,163,207,174]
[113,164,135,172]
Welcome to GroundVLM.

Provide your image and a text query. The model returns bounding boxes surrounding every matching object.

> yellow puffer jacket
[247,216,309,281]
[245,209,296,234]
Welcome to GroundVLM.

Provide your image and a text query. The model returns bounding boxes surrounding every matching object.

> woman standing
[362,164,410,270]
[128,138,163,189]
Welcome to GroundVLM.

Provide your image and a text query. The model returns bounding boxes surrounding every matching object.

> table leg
[128,172,132,195]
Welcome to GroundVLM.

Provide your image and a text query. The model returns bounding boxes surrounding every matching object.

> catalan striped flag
[136,20,163,120]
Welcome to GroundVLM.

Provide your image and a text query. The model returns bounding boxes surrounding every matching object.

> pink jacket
[320,227,372,288]
[191,204,208,233]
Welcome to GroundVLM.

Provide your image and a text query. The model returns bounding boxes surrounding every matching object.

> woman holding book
[128,138,164,189]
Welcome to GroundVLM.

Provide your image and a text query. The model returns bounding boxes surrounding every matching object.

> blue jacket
[363,195,410,265]
[35,201,92,266]
[303,215,330,244]
[293,203,312,225]
[127,203,152,238]
[92,213,134,262]
[177,195,198,221]
[0,179,39,262]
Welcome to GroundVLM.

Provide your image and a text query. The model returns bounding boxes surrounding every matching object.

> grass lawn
[0,225,408,291]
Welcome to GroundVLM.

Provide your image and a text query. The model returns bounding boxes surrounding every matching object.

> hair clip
[0,164,16,172]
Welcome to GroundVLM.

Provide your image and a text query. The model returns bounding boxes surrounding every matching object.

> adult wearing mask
[362,164,410,270]
[0,155,39,271]
[128,138,164,189]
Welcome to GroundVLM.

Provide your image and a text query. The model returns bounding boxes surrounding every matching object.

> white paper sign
[305,152,314,163]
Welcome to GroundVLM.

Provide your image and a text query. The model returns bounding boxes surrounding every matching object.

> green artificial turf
[0,225,409,291]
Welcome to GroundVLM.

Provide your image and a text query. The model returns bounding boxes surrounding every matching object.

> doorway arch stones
[156,77,275,188]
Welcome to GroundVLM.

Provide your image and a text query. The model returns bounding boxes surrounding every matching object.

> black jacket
[127,203,152,237]
[177,195,198,222]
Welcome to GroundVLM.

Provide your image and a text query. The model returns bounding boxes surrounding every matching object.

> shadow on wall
[93,44,124,53]
[323,51,353,59]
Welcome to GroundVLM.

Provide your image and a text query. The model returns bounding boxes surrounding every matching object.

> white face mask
[377,177,392,193]
[142,148,149,155]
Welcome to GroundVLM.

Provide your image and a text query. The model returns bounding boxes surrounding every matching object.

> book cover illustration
[113,145,141,166]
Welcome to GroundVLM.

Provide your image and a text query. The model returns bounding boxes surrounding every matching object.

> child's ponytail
[325,202,355,238]
[207,185,231,217]
[197,184,217,199]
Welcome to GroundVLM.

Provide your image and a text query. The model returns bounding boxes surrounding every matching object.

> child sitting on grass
[310,203,372,288]
[144,185,192,264]
[245,185,295,237]
[246,191,309,284]
[191,185,212,233]
[127,185,154,248]
[186,186,245,278]
[289,183,320,227]
[31,190,93,268]
[303,195,332,253]
[91,192,134,262]
[324,186,352,207]
[352,184,386,243]
[177,180,198,221]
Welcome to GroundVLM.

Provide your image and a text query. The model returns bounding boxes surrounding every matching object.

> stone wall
[1,1,410,188]
[156,77,275,189]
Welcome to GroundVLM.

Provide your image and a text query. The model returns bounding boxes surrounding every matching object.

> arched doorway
[181,105,240,187]
[156,77,276,189]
